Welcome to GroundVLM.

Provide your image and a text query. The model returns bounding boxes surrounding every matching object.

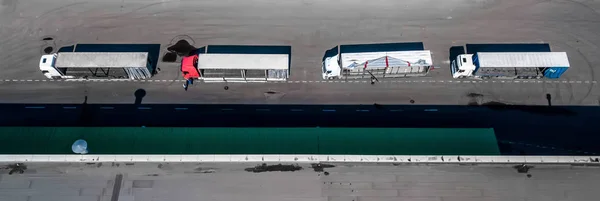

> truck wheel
[328,77,335,80]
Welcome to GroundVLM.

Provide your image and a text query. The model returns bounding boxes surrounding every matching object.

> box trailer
[195,53,289,82]
[452,52,569,79]
[39,52,153,80]
[322,45,433,80]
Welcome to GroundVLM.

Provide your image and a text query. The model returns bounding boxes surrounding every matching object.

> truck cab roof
[456,54,476,71]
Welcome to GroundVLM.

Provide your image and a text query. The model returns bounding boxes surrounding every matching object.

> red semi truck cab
[181,55,200,80]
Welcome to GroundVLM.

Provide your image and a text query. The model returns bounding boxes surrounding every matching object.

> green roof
[0,127,500,155]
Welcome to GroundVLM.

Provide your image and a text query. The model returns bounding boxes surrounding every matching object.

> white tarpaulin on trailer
[476,52,570,68]
[340,50,432,69]
[55,52,149,68]
[197,54,289,70]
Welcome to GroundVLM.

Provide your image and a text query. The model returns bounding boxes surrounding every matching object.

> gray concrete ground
[1,0,600,105]
[0,162,599,201]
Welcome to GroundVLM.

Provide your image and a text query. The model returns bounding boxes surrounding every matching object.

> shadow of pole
[134,89,146,105]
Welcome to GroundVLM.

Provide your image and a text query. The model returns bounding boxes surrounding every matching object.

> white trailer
[451,52,570,79]
[322,49,433,80]
[197,53,289,82]
[39,52,153,80]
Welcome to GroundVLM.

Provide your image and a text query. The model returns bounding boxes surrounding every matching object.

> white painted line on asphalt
[137,107,151,110]
[256,109,270,111]
[25,106,45,109]
[100,107,114,110]
[174,108,188,110]
[389,109,403,112]
[322,109,336,112]
[1,79,597,86]
[424,109,439,112]
[63,106,77,109]
[290,109,303,112]
[3,154,600,164]
[221,108,234,111]
[356,109,370,112]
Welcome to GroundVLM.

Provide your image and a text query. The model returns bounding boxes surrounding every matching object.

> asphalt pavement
[1,0,599,105]
[1,162,599,201]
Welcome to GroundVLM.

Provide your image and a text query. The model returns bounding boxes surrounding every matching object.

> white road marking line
[63,106,77,109]
[25,106,45,109]
[100,107,114,109]
[1,79,595,86]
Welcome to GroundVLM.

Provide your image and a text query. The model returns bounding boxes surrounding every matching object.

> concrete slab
[0,162,598,201]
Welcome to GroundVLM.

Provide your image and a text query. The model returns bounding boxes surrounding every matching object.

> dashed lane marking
[0,79,597,84]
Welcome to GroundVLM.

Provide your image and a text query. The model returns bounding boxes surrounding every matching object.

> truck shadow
[465,43,551,54]
[339,42,424,53]
[448,46,465,75]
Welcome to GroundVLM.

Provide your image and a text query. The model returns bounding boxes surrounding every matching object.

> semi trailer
[322,44,433,80]
[451,52,570,79]
[39,52,154,80]
[181,45,290,82]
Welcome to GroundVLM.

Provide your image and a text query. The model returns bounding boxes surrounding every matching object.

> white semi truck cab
[39,54,75,79]
[451,54,476,78]
[322,54,341,80]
